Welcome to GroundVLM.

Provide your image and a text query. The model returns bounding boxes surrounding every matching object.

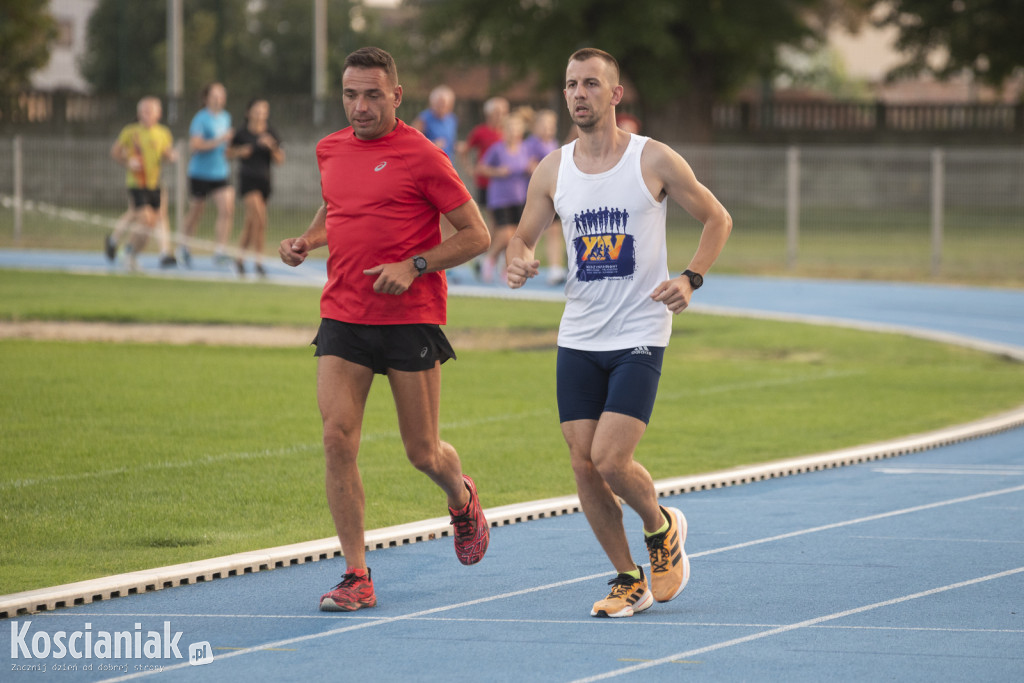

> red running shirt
[316,120,471,325]
[465,123,503,189]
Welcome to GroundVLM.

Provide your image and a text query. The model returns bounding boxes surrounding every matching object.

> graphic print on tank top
[571,206,636,282]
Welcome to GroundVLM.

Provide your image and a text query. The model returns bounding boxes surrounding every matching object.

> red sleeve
[410,140,471,215]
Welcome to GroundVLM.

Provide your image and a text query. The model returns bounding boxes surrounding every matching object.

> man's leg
[212,185,235,255]
[389,363,489,565]
[582,411,689,605]
[126,206,157,254]
[562,415,661,574]
[180,196,205,265]
[182,197,204,239]
[387,363,469,509]
[317,355,374,570]
[105,205,133,262]
[565,414,662,617]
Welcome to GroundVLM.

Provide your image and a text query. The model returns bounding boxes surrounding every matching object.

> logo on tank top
[571,206,636,282]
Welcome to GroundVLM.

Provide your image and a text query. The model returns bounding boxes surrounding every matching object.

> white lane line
[91,482,1024,680]
[690,483,1024,558]
[874,468,1024,476]
[570,566,1024,682]
[852,535,1024,544]
[51,611,1024,635]
[97,572,613,682]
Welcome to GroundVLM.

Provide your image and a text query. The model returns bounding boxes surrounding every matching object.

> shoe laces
[606,572,641,598]
[333,571,367,591]
[646,531,670,573]
[450,509,475,537]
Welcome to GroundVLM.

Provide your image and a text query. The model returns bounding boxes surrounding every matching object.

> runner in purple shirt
[475,113,531,282]
[523,110,567,284]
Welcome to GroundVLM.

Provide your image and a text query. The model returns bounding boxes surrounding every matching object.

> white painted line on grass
[2,409,551,490]
[570,566,1024,682]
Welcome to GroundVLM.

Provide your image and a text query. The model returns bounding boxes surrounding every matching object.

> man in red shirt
[279,47,492,612]
[459,96,508,209]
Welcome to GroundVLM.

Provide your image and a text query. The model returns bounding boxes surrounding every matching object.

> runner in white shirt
[506,47,732,618]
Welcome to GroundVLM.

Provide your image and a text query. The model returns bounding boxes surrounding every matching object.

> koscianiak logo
[9,621,213,673]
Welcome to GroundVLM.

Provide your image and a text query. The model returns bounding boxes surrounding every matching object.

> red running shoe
[449,475,489,565]
[319,569,376,612]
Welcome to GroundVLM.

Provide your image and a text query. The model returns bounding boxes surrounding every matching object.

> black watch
[682,269,703,290]
[412,255,428,276]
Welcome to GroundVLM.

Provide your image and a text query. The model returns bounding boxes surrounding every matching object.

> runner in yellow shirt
[106,96,178,270]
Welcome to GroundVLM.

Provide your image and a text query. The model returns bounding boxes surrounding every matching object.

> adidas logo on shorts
[631,346,652,356]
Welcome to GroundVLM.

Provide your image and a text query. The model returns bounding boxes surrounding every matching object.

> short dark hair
[344,47,398,86]
[199,82,224,105]
[568,48,620,84]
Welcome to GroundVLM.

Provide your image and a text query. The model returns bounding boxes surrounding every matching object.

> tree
[875,0,1024,88]
[81,0,371,101]
[412,0,840,142]
[0,0,57,97]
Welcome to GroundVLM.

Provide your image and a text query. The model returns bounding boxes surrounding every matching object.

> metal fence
[2,136,1022,285]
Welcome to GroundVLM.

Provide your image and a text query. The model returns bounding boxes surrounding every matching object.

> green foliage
[877,0,1024,87]
[0,0,57,97]
[81,0,376,99]
[414,0,829,140]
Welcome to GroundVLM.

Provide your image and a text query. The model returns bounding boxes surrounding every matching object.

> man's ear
[610,84,624,107]
[393,85,403,108]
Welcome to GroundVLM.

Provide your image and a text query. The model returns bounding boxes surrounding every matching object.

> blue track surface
[2,251,1023,681]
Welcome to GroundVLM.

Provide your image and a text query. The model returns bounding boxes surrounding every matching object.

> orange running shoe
[645,506,690,603]
[591,568,654,618]
[449,475,489,565]
[319,569,377,612]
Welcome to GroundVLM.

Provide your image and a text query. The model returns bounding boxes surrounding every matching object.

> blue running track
[2,250,1022,682]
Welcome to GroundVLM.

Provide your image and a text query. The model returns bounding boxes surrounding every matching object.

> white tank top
[554,134,671,350]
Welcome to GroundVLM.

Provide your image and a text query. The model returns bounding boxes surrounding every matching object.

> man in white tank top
[507,48,732,618]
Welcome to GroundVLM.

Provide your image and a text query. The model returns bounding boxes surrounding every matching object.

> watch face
[690,272,703,289]
[414,256,427,273]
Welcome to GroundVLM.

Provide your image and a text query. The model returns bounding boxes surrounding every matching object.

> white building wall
[31,0,99,92]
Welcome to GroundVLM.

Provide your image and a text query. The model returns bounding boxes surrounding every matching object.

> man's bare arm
[279,203,328,267]
[645,141,732,313]
[506,151,560,288]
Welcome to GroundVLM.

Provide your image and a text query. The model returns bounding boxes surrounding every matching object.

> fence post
[174,138,187,246]
[930,147,944,277]
[786,146,800,269]
[13,135,23,244]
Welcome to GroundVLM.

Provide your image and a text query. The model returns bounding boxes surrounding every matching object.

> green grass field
[1,270,1023,594]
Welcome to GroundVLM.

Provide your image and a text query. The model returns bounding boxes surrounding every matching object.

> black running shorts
[313,318,456,374]
[128,188,161,210]
[239,175,271,201]
[189,177,229,199]
[556,345,665,424]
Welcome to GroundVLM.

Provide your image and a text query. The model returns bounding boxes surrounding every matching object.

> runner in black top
[228,98,284,277]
